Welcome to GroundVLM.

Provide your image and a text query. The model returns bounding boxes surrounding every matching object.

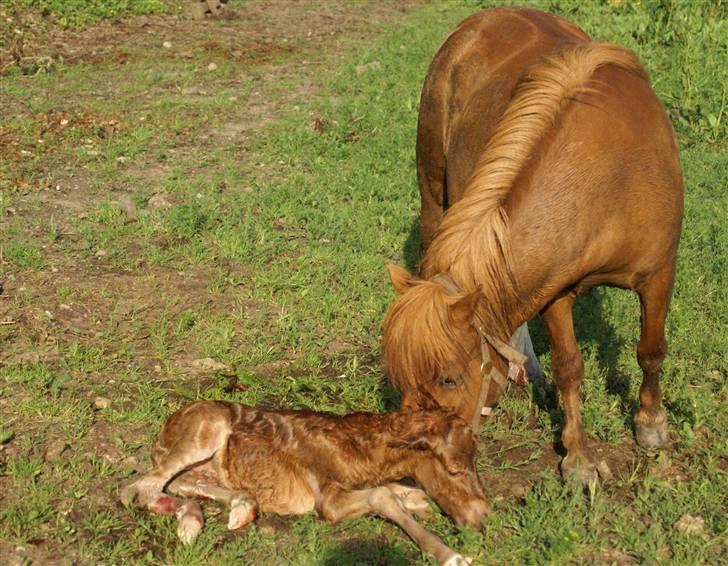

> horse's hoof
[635,411,669,449]
[561,462,598,485]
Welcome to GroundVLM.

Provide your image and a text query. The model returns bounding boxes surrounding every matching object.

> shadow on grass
[321,537,413,566]
[403,216,420,274]
[530,287,637,454]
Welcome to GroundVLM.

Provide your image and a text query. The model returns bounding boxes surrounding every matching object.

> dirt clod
[674,513,705,536]
[44,438,69,461]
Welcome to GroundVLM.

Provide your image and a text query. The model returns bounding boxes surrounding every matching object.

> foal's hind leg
[543,294,603,483]
[120,438,227,543]
[167,475,258,531]
[634,264,675,449]
[120,445,214,544]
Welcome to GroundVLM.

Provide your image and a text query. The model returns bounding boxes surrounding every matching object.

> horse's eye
[441,377,458,389]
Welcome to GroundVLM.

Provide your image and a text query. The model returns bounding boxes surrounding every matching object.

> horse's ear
[450,290,482,325]
[386,263,415,294]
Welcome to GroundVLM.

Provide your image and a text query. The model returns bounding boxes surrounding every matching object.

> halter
[431,273,527,429]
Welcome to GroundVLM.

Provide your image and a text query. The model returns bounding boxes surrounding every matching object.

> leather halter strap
[431,272,527,429]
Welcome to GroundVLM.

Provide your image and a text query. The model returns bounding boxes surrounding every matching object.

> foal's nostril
[461,498,491,528]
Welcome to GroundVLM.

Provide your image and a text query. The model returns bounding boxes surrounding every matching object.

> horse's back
[419,7,683,307]
[418,8,589,199]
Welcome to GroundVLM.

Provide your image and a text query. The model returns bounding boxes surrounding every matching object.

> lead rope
[472,323,527,428]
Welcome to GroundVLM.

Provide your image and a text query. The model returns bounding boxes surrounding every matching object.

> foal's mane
[421,42,646,333]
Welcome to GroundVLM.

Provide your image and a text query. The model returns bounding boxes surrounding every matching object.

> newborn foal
[121,401,489,565]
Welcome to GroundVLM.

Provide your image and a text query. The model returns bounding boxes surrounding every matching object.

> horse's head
[382,263,508,424]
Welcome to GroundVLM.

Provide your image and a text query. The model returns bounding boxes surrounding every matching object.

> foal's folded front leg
[386,483,432,519]
[317,484,469,566]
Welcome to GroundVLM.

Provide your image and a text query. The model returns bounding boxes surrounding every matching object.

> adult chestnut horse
[382,8,683,482]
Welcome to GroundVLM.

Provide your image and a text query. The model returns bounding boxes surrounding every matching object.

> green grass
[0,0,726,564]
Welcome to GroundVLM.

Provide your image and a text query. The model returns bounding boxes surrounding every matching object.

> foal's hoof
[443,554,472,566]
[399,489,432,519]
[119,483,138,507]
[635,411,669,449]
[176,502,204,545]
[228,495,257,530]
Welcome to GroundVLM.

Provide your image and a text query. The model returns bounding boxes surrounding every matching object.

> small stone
[163,41,172,49]
[355,60,381,75]
[190,357,229,372]
[119,195,136,222]
[674,513,705,536]
[93,396,111,410]
[207,62,218,71]
[95,249,107,257]
[121,456,140,470]
[148,193,173,209]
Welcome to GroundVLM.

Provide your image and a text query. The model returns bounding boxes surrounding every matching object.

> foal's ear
[389,418,448,452]
[450,290,482,325]
[385,263,415,294]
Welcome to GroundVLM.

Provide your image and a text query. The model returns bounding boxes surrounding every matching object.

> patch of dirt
[1,0,425,72]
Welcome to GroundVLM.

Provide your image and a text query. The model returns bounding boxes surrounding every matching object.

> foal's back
[153,401,440,514]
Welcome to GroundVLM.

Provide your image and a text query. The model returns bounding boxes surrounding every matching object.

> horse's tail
[422,42,646,295]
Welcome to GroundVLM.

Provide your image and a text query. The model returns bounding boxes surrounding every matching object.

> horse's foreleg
[543,293,600,483]
[634,263,675,449]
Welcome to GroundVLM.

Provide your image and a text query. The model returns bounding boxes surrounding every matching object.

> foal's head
[382,264,504,423]
[392,410,490,528]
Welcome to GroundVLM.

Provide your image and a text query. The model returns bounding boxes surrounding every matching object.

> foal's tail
[423,42,647,301]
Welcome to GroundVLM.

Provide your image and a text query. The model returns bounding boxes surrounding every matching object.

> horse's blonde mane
[421,42,646,331]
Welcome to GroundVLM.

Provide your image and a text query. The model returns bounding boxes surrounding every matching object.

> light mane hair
[421,42,646,333]
[383,280,472,390]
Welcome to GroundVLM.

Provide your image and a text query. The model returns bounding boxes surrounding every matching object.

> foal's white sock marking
[176,503,203,545]
[443,554,473,566]
[227,496,257,530]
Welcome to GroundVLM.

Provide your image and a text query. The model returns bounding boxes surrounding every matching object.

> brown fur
[121,401,489,565]
[383,8,683,481]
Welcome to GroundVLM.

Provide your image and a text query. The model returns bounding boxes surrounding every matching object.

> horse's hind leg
[543,293,602,483]
[416,102,447,257]
[634,263,675,449]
